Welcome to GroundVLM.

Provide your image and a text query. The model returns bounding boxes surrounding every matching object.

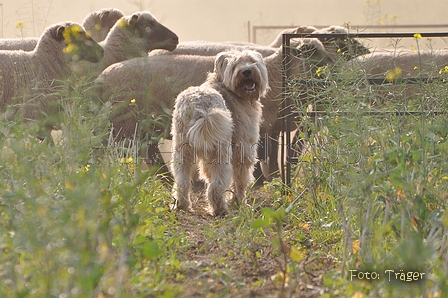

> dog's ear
[247,50,270,97]
[214,51,233,76]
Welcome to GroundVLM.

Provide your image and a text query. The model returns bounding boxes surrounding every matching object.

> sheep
[81,8,124,42]
[268,25,318,47]
[0,38,38,51]
[73,11,179,78]
[148,40,277,57]
[268,25,370,61]
[312,25,370,61]
[0,21,104,136]
[241,30,368,179]
[0,8,124,51]
[150,37,335,179]
[146,37,339,180]
[350,49,448,78]
[262,25,370,178]
[94,39,334,179]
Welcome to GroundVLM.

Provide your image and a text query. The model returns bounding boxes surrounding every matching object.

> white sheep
[0,21,104,132]
[73,11,179,78]
[148,40,277,57]
[268,25,370,61]
[147,38,335,179]
[0,8,124,51]
[94,41,334,178]
[147,38,334,63]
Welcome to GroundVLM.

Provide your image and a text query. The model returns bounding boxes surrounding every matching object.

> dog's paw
[211,206,230,218]
[170,199,193,213]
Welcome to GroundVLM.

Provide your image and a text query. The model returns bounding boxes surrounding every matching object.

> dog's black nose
[242,69,252,77]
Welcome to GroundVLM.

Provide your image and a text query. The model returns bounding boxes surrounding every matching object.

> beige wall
[1,0,447,46]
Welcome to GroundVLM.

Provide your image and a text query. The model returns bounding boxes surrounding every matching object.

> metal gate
[281,31,448,188]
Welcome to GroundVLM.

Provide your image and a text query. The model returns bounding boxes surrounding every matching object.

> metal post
[281,34,293,189]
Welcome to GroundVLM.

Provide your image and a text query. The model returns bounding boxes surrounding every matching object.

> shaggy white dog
[171,50,269,216]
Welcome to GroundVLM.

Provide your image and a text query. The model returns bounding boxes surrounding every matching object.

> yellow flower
[130,98,136,104]
[352,240,360,255]
[120,157,133,164]
[315,65,327,77]
[413,33,422,39]
[63,43,79,54]
[117,18,127,28]
[337,48,341,53]
[15,21,25,29]
[439,66,448,75]
[62,25,83,43]
[413,66,419,70]
[386,67,402,82]
[65,181,75,191]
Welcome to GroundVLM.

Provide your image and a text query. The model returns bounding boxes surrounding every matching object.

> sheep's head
[82,8,124,42]
[313,26,370,61]
[44,22,104,63]
[116,11,179,55]
[60,24,104,63]
[295,38,334,68]
[277,39,334,81]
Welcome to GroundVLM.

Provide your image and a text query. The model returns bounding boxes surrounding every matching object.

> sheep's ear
[294,26,316,36]
[100,11,115,28]
[51,25,66,41]
[129,13,139,27]
[99,10,110,20]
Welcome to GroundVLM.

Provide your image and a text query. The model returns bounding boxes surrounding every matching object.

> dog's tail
[187,108,233,151]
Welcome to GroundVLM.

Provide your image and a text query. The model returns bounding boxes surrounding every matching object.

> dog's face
[215,50,269,103]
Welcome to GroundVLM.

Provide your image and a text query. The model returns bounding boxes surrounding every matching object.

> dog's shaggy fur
[171,50,269,216]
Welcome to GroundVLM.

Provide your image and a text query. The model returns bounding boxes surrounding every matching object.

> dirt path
[169,185,337,297]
